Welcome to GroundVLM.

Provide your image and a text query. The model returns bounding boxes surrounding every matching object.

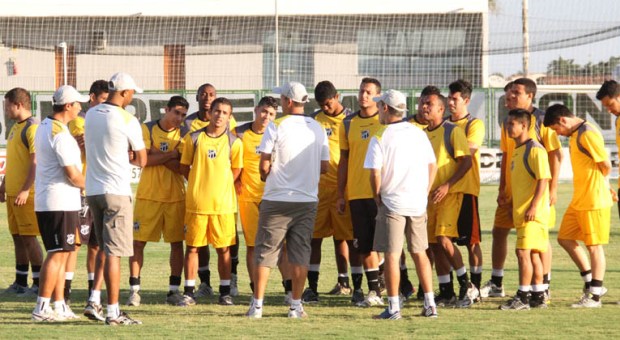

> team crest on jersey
[208,149,217,159]
[80,224,90,236]
[134,222,140,231]
[255,146,261,155]
[325,128,333,137]
[160,142,169,152]
[66,234,75,245]
[361,130,370,139]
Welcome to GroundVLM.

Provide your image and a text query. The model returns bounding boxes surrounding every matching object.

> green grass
[1,183,620,339]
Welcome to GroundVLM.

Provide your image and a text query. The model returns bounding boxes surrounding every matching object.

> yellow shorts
[493,203,514,229]
[134,199,185,243]
[239,200,259,247]
[185,212,237,248]
[516,220,548,252]
[427,192,462,243]
[313,185,353,240]
[558,206,610,246]
[6,195,39,236]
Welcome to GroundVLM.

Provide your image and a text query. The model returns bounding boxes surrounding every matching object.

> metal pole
[274,0,279,87]
[58,41,68,85]
[522,0,529,77]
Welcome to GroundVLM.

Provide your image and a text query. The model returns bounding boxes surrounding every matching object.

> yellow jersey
[339,111,381,200]
[182,111,237,136]
[312,108,352,187]
[135,120,185,202]
[615,118,620,189]
[408,114,428,130]
[181,128,243,214]
[450,115,484,196]
[5,117,38,196]
[68,112,86,173]
[235,122,264,202]
[425,121,470,193]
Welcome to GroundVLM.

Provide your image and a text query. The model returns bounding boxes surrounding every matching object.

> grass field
[1,183,619,339]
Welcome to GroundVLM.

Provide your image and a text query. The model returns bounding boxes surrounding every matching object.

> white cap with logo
[373,89,407,112]
[108,72,143,93]
[273,81,310,103]
[52,85,90,105]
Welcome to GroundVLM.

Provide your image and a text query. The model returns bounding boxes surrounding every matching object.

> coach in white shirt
[363,89,438,320]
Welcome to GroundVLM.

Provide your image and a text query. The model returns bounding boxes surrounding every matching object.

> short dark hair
[52,104,66,113]
[314,81,338,103]
[504,81,513,92]
[167,95,189,109]
[196,83,215,101]
[89,80,109,96]
[257,96,278,110]
[421,85,441,97]
[448,79,472,99]
[435,93,448,110]
[508,108,532,128]
[596,80,620,100]
[360,77,381,93]
[543,104,573,127]
[4,87,31,110]
[210,97,232,112]
[513,78,537,97]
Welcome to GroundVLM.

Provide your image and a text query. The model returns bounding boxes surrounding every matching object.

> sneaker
[230,274,239,297]
[16,285,38,298]
[32,307,58,322]
[358,290,384,307]
[219,294,234,306]
[176,294,196,307]
[246,301,262,319]
[283,292,293,306]
[399,278,415,300]
[327,282,352,296]
[435,294,456,308]
[194,282,214,298]
[105,312,142,326]
[499,296,530,310]
[301,288,319,304]
[3,282,22,294]
[84,301,105,321]
[288,306,308,318]
[373,307,401,320]
[529,297,548,309]
[420,305,438,318]
[351,289,365,305]
[456,283,480,308]
[56,304,80,320]
[126,289,141,307]
[480,280,505,298]
[166,290,186,305]
[571,294,602,308]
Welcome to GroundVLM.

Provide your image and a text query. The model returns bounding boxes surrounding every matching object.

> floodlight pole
[522,0,529,77]
[58,42,68,85]
[274,0,280,87]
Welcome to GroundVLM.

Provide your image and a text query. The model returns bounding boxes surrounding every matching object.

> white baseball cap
[52,85,90,105]
[373,89,407,112]
[273,81,310,103]
[108,72,143,93]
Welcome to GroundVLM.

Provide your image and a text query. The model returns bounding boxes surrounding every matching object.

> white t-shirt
[259,114,329,202]
[84,103,145,196]
[364,121,436,216]
[34,117,82,211]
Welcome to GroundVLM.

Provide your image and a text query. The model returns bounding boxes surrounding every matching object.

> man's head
[273,81,309,114]
[89,79,109,107]
[163,96,189,129]
[543,104,575,137]
[314,80,343,116]
[418,85,441,115]
[358,77,381,110]
[254,96,278,129]
[448,79,472,115]
[196,83,217,113]
[108,72,142,108]
[209,97,233,129]
[511,78,537,110]
[505,108,531,139]
[503,81,515,109]
[4,87,31,120]
[420,93,447,125]
[373,89,407,124]
[596,80,620,116]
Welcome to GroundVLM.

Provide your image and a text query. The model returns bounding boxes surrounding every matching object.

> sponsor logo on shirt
[208,149,217,159]
[325,128,333,137]
[255,146,261,155]
[160,142,169,152]
[361,130,369,140]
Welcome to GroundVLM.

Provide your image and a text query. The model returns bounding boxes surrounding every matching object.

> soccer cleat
[283,292,292,306]
[16,285,38,298]
[84,301,105,321]
[56,304,80,320]
[3,282,22,294]
[420,305,438,318]
[456,283,480,308]
[351,289,365,305]
[480,280,505,298]
[373,307,401,320]
[358,290,384,307]
[435,294,456,308]
[246,301,262,319]
[176,294,196,307]
[230,274,239,297]
[529,297,548,309]
[105,312,142,326]
[194,282,214,298]
[166,291,186,305]
[399,279,415,300]
[219,295,234,306]
[126,289,141,306]
[32,308,58,322]
[288,306,308,318]
[571,294,602,308]
[499,296,530,311]
[327,282,352,296]
[301,287,319,304]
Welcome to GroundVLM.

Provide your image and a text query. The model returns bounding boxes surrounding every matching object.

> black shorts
[36,210,79,252]
[349,198,378,254]
[79,196,96,247]
[455,194,481,246]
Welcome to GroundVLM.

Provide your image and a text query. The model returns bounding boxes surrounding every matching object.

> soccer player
[543,104,614,308]
[408,85,441,130]
[85,72,146,325]
[481,78,562,301]
[180,97,242,306]
[31,85,89,322]
[337,78,385,307]
[446,79,484,307]
[126,96,189,307]
[246,81,329,319]
[421,93,478,307]
[499,109,550,310]
[1,88,44,297]
[364,89,438,320]
[596,80,620,217]
[301,80,356,303]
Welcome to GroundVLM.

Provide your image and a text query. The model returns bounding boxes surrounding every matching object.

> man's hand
[525,205,537,222]
[14,190,29,206]
[336,198,346,215]
[431,183,449,204]
[611,188,618,202]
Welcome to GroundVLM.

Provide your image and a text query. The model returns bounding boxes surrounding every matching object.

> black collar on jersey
[570,120,588,136]
[354,110,378,119]
[515,138,533,149]
[17,115,34,124]
[426,119,446,132]
[449,113,471,123]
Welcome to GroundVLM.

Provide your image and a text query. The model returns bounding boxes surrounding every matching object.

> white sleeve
[54,132,82,168]
[421,134,436,164]
[363,137,383,169]
[127,117,146,151]
[320,128,330,161]
[258,121,276,154]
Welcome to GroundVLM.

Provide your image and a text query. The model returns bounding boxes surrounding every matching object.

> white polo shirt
[259,114,329,202]
[84,103,145,196]
[364,121,436,216]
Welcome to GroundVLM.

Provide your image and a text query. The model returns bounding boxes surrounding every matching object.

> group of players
[2,72,617,323]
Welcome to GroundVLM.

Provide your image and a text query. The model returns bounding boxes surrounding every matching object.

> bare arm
[146,147,179,167]
[369,168,382,207]
[180,164,190,181]
[336,150,349,214]
[130,148,147,168]
[64,165,85,190]
[497,152,509,207]
[259,153,272,182]
[0,176,6,203]
[431,155,472,204]
[525,178,549,222]
[427,162,438,195]
[547,149,562,206]
[597,159,612,177]
[320,160,329,175]
[15,153,36,206]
